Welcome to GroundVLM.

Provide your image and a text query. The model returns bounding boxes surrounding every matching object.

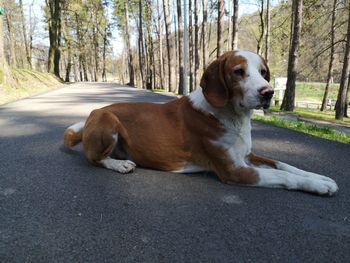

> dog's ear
[200,56,228,108]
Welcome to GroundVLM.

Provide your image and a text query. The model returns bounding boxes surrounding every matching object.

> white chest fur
[212,108,253,167]
[189,88,253,168]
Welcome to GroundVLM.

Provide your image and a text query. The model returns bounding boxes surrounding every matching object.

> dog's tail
[63,121,85,147]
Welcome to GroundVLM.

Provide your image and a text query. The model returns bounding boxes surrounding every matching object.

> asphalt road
[0,83,349,263]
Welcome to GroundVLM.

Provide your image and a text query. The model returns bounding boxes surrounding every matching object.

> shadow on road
[0,83,349,262]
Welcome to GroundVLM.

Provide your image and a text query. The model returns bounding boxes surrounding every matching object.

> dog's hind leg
[82,109,136,174]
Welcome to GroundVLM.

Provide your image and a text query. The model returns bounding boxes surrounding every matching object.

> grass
[295,82,339,102]
[253,115,350,144]
[268,106,350,125]
[0,68,63,105]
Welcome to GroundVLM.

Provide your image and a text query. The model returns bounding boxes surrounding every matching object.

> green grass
[295,82,339,102]
[0,68,63,105]
[253,115,350,144]
[268,106,350,125]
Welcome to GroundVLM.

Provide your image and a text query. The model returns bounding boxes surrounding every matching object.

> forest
[0,0,349,119]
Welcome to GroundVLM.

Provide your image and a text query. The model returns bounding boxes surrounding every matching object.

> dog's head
[200,50,274,111]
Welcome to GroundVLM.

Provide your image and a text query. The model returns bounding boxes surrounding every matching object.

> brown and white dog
[64,50,338,195]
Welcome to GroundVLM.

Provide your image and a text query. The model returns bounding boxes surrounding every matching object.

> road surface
[0,83,349,262]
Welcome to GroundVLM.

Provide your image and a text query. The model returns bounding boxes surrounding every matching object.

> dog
[64,50,338,195]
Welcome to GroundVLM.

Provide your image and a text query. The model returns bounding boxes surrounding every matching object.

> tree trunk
[0,6,4,86]
[145,0,153,90]
[231,0,239,50]
[257,0,265,55]
[46,0,61,78]
[157,0,165,89]
[102,25,108,82]
[163,0,175,92]
[177,0,184,94]
[65,48,72,82]
[4,3,17,67]
[63,12,71,82]
[265,0,270,63]
[19,0,32,68]
[335,0,350,120]
[344,79,350,117]
[29,1,34,69]
[174,9,178,91]
[194,0,200,89]
[138,1,146,89]
[202,0,208,70]
[280,0,303,112]
[125,0,135,86]
[189,0,194,92]
[321,0,337,111]
[217,0,224,57]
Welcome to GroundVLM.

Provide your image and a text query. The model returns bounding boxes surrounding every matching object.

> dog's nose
[258,86,274,100]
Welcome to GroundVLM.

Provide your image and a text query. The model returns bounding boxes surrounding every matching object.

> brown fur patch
[63,129,82,147]
[247,152,277,168]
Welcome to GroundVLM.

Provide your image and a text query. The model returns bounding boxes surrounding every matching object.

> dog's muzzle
[259,86,274,109]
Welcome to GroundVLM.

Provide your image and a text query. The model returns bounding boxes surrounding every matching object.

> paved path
[1,83,349,262]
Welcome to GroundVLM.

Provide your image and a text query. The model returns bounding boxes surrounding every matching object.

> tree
[145,0,154,90]
[217,0,224,57]
[194,0,200,88]
[163,0,175,92]
[280,0,303,111]
[335,0,350,120]
[189,0,194,92]
[138,0,146,88]
[202,0,208,70]
[156,0,165,89]
[321,0,338,111]
[231,0,239,50]
[177,0,184,94]
[265,0,270,63]
[19,0,31,68]
[0,3,4,85]
[257,0,265,55]
[46,0,62,78]
[4,1,17,67]
[124,0,135,86]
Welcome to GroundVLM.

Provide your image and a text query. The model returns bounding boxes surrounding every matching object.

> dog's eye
[260,69,267,77]
[234,68,245,77]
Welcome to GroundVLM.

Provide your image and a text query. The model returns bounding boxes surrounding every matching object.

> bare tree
[281,0,303,111]
[0,4,4,84]
[189,0,194,92]
[19,0,32,68]
[46,0,62,78]
[163,0,175,92]
[217,0,224,57]
[335,0,350,120]
[124,0,135,86]
[232,0,239,50]
[257,0,265,55]
[265,0,270,63]
[194,0,200,88]
[177,0,184,94]
[145,0,154,90]
[321,0,338,111]
[156,0,165,89]
[138,0,146,88]
[202,0,209,70]
[4,1,17,67]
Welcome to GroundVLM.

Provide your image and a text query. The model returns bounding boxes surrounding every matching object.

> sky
[22,0,280,57]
